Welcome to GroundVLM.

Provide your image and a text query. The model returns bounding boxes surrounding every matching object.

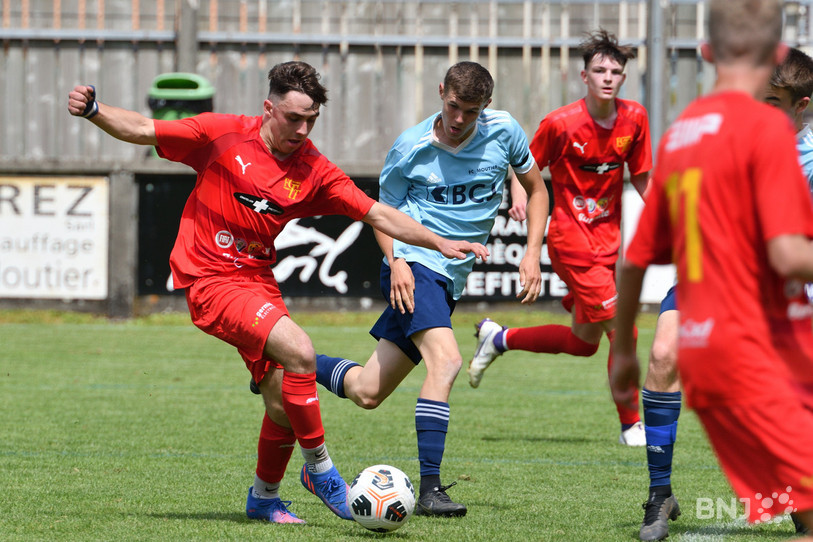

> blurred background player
[468,29,651,447]
[636,44,813,542]
[635,44,813,542]
[611,0,813,539]
[765,45,813,537]
[67,61,484,525]
[315,61,549,517]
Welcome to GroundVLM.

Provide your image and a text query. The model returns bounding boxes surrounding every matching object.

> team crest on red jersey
[284,178,303,200]
[615,136,632,153]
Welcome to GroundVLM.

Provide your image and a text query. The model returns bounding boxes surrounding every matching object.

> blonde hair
[708,0,783,65]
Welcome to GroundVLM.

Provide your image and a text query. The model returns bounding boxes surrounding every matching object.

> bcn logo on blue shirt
[426,182,500,204]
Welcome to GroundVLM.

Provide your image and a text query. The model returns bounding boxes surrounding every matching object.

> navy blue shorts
[369,261,456,364]
[659,284,677,314]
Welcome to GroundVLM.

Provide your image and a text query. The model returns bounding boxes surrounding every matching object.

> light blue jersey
[379,109,535,299]
[798,124,813,194]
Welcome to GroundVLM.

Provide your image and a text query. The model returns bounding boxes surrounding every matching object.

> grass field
[0,309,802,541]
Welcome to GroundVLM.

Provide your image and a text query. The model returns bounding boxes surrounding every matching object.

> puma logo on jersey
[572,141,587,154]
[235,155,252,174]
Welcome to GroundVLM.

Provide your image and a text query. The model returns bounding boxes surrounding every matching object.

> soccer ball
[348,464,415,532]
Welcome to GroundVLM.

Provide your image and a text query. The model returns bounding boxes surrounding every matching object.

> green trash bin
[147,72,215,121]
[147,73,214,157]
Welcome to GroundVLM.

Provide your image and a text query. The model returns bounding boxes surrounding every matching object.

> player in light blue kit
[764,47,813,189]
[315,62,549,517]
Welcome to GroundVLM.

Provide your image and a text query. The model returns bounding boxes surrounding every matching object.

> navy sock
[315,354,359,399]
[493,329,508,352]
[415,398,449,491]
[642,388,682,489]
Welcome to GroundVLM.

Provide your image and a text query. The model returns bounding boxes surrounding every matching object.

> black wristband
[82,85,99,119]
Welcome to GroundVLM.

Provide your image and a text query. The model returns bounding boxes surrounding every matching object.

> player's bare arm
[363,202,489,261]
[68,85,157,146]
[373,227,415,314]
[514,163,549,304]
[630,171,650,198]
[609,260,645,410]
[767,233,813,280]
[507,171,528,223]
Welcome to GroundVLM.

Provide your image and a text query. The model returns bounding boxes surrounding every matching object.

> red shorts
[549,246,617,324]
[695,398,813,523]
[185,271,289,384]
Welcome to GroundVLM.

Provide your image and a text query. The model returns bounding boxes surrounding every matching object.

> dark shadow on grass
[344,528,417,538]
[609,520,798,541]
[146,511,417,536]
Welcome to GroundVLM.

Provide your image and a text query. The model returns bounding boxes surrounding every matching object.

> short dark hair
[579,29,636,68]
[442,61,494,104]
[770,47,813,103]
[267,61,328,105]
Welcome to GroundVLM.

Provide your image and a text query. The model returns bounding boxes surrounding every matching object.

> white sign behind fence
[0,176,109,300]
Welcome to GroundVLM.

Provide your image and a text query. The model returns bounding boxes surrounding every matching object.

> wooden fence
[3,0,811,174]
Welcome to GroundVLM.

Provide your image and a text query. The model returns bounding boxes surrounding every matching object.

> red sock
[607,327,641,425]
[505,325,599,356]
[256,413,296,483]
[281,371,325,450]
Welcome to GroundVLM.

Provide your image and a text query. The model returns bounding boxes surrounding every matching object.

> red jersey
[530,98,652,265]
[154,113,375,289]
[626,91,813,408]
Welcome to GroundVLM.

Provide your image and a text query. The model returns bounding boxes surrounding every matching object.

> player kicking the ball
[68,61,485,525]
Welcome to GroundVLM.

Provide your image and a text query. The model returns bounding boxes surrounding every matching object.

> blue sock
[315,354,359,399]
[415,398,449,493]
[642,388,681,489]
[493,329,508,352]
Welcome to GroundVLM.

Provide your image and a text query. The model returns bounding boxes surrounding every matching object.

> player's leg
[246,366,304,523]
[794,509,813,538]
[639,287,682,541]
[262,316,353,520]
[411,326,467,517]
[467,264,599,388]
[372,262,466,517]
[342,341,416,408]
[602,319,644,445]
[468,315,599,387]
[565,262,642,443]
[795,512,812,535]
[317,260,417,405]
[315,339,415,408]
[183,274,345,520]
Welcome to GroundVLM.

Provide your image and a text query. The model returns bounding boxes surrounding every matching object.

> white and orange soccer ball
[348,464,415,532]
